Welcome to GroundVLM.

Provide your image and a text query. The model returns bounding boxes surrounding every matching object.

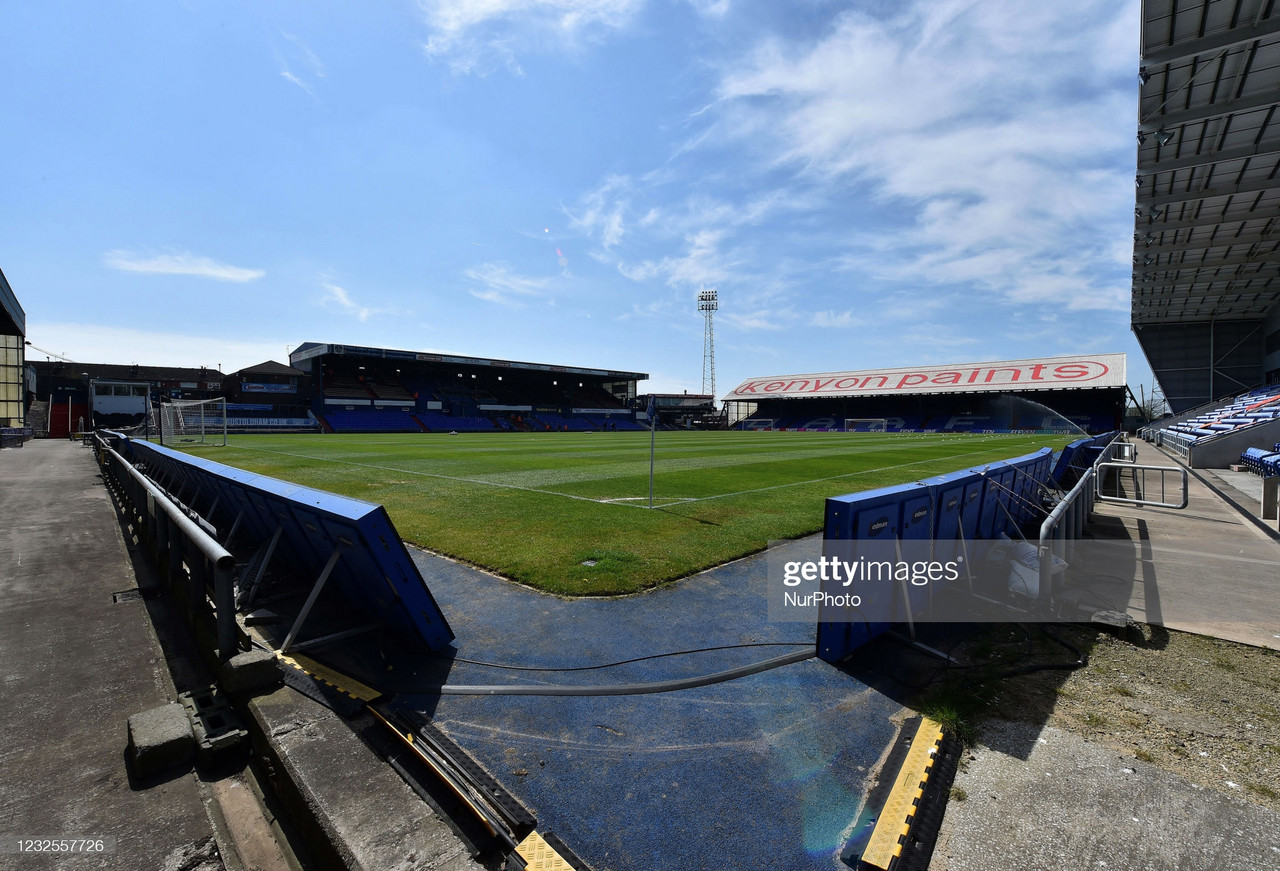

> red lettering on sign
[983,367,1022,383]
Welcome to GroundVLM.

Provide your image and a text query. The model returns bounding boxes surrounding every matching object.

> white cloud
[687,0,729,18]
[280,70,313,95]
[617,228,735,290]
[565,175,630,249]
[707,0,1138,312]
[720,310,787,331]
[464,262,552,307]
[103,250,265,283]
[418,0,644,74]
[26,323,292,372]
[810,309,859,328]
[277,32,325,96]
[318,280,400,322]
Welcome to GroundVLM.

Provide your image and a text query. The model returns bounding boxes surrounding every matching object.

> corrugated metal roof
[1134,0,1280,325]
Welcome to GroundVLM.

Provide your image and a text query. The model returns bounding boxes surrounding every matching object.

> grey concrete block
[180,689,249,770]
[127,703,194,778]
[218,649,283,696]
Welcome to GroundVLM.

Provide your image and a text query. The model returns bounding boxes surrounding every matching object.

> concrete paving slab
[932,720,1280,871]
[0,440,220,868]
[1073,450,1280,650]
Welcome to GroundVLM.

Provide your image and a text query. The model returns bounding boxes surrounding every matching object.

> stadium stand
[1240,446,1280,476]
[1143,384,1280,467]
[287,343,649,435]
[325,408,422,433]
[415,411,496,432]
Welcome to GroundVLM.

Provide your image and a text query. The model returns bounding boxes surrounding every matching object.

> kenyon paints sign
[727,354,1126,400]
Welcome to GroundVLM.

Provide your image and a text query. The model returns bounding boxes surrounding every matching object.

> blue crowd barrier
[116,435,454,652]
[1050,431,1119,488]
[817,446,1055,663]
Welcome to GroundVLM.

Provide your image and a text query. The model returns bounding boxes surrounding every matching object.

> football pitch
[199,430,1065,595]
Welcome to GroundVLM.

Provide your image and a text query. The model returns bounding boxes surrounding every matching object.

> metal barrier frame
[1037,466,1096,611]
[1096,462,1188,510]
[101,430,455,654]
[97,438,239,661]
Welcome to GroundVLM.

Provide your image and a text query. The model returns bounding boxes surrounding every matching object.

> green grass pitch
[197,430,1065,595]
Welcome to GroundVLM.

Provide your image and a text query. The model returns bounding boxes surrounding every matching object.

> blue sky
[4,0,1147,397]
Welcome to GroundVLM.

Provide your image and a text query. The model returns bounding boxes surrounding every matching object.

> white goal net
[844,418,888,433]
[152,398,227,446]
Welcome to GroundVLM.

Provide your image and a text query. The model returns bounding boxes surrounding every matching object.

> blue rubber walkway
[371,543,905,871]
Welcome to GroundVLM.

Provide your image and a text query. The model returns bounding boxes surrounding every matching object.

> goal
[152,398,227,446]
[844,418,888,433]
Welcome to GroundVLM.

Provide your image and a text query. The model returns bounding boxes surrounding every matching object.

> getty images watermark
[779,553,962,608]
[767,536,1279,626]
[766,538,972,624]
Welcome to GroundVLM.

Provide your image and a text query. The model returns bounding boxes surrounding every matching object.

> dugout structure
[725,354,1127,435]
[290,342,649,434]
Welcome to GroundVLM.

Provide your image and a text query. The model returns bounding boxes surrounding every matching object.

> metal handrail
[1096,461,1188,509]
[99,439,238,660]
[1038,466,1095,610]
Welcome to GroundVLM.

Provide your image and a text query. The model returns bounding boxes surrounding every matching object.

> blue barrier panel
[1050,431,1118,488]
[816,446,1055,664]
[122,438,454,651]
[922,469,985,565]
[819,482,930,661]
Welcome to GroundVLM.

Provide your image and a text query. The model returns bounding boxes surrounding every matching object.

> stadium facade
[0,267,24,428]
[725,353,1127,434]
[28,360,224,438]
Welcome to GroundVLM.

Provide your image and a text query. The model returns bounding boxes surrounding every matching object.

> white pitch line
[226,444,625,505]
[229,434,1047,510]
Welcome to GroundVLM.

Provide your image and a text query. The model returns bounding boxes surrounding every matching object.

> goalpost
[844,418,889,433]
[152,397,228,447]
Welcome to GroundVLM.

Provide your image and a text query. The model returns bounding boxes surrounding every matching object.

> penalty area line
[223,444,653,508]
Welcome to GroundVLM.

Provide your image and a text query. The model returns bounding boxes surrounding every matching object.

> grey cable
[430,648,815,696]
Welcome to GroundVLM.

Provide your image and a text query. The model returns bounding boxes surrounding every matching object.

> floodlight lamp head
[1138,67,1150,85]
[1154,129,1176,147]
